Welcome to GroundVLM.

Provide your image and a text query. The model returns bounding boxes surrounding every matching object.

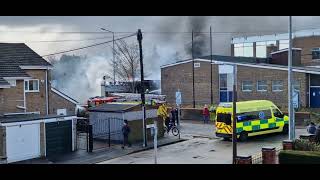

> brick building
[231,28,320,67]
[0,43,78,116]
[161,51,320,110]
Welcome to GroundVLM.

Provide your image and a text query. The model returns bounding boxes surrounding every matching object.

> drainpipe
[45,68,49,115]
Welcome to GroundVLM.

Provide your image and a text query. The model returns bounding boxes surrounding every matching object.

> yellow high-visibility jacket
[157,104,169,120]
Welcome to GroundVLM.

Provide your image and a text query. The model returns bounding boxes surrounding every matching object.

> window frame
[241,81,253,92]
[311,48,320,60]
[272,80,284,92]
[257,80,268,92]
[24,79,40,92]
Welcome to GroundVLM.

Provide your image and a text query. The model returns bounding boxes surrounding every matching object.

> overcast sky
[2,16,320,77]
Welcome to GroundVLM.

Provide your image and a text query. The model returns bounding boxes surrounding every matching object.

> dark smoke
[185,16,209,58]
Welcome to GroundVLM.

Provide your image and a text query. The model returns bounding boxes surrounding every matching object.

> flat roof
[0,114,74,124]
[89,103,138,113]
[161,56,320,75]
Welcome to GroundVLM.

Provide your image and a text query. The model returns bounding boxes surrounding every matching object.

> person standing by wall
[122,120,131,149]
[202,104,210,124]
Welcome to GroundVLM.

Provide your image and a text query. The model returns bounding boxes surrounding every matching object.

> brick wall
[237,66,307,110]
[161,60,219,107]
[161,61,309,110]
[0,81,25,115]
[25,70,47,114]
[293,36,320,66]
[49,90,76,115]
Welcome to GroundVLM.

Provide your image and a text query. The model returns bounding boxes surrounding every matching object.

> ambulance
[215,100,289,141]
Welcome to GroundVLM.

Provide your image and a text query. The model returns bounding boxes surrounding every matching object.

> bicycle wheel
[172,127,180,136]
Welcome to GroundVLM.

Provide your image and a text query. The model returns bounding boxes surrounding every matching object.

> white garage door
[6,123,41,163]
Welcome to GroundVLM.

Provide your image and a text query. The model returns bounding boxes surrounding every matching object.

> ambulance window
[237,110,272,122]
[273,108,284,118]
[217,113,231,125]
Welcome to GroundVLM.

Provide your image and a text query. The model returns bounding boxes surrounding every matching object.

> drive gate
[91,117,123,151]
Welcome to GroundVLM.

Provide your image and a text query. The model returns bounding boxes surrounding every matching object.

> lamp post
[288,16,295,140]
[101,28,116,85]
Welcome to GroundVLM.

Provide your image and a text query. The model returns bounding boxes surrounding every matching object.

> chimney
[266,44,278,57]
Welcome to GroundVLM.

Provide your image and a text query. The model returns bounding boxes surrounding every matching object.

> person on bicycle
[157,102,170,132]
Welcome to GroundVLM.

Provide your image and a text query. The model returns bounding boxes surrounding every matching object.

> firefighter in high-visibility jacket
[157,102,170,131]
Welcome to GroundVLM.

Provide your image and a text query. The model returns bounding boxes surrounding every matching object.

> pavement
[14,135,184,164]
[98,121,306,164]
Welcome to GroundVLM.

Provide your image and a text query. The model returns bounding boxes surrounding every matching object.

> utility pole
[137,29,147,147]
[288,16,295,140]
[192,30,195,108]
[232,64,238,164]
[210,26,213,105]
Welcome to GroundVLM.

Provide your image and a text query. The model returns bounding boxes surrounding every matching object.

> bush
[294,139,320,151]
[279,150,320,164]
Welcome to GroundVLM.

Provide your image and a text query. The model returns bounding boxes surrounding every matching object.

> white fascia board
[1,116,77,127]
[3,77,31,80]
[51,88,79,104]
[270,48,302,55]
[160,59,211,69]
[19,65,53,70]
[0,85,10,88]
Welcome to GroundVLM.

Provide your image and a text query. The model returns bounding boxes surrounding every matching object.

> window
[256,41,267,58]
[219,74,228,91]
[272,107,284,118]
[237,110,272,122]
[7,79,16,87]
[243,43,253,57]
[272,80,283,92]
[242,81,253,92]
[217,113,231,125]
[311,48,320,60]
[234,43,244,57]
[234,43,254,57]
[24,79,39,92]
[257,80,268,92]
[279,39,289,50]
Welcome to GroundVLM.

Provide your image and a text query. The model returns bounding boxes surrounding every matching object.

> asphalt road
[99,121,306,164]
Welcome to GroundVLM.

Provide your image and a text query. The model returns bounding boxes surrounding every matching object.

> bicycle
[164,122,180,136]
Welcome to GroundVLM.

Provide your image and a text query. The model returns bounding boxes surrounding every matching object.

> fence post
[88,125,93,153]
[235,155,252,164]
[262,147,276,164]
[108,119,111,147]
[283,140,294,150]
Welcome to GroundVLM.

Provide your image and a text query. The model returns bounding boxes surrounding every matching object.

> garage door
[6,123,41,163]
[45,121,72,157]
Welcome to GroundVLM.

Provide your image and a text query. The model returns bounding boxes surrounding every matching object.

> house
[88,103,164,145]
[0,43,78,116]
[0,43,79,163]
[161,50,320,110]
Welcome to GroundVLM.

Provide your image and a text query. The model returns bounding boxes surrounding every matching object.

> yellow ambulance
[215,100,289,141]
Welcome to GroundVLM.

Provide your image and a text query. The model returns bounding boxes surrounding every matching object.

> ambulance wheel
[239,132,248,142]
[282,124,289,134]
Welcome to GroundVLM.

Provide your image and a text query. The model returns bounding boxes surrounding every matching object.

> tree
[109,40,143,93]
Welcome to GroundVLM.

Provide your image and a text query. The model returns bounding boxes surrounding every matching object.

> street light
[101,28,116,85]
[213,61,237,164]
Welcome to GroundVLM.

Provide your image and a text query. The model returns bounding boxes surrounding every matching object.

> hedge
[294,139,320,151]
[279,150,320,164]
